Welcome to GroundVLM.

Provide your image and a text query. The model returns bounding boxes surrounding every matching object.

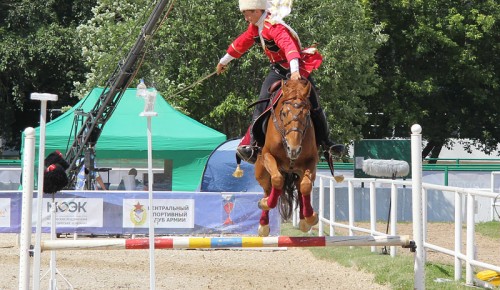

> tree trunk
[422,141,443,164]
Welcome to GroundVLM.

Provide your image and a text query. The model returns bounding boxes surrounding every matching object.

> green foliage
[74,0,148,97]
[289,0,383,143]
[0,0,95,148]
[366,0,500,155]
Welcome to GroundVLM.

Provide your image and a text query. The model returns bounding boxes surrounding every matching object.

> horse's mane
[281,79,311,100]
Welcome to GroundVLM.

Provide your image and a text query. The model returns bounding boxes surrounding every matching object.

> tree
[76,0,382,143]
[366,0,500,158]
[0,0,96,150]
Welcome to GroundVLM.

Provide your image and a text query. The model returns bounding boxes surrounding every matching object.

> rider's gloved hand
[216,63,228,75]
[290,71,301,80]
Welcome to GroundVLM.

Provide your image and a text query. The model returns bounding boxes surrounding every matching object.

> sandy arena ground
[1,222,498,290]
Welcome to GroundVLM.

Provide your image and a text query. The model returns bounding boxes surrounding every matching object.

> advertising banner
[0,191,280,236]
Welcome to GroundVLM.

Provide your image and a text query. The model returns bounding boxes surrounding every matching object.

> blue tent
[200,139,261,192]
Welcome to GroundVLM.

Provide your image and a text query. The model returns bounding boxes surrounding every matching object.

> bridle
[270,83,312,166]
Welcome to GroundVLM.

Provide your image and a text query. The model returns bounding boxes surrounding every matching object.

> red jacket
[226,16,322,77]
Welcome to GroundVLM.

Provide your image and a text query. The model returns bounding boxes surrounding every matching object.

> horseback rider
[216,0,344,164]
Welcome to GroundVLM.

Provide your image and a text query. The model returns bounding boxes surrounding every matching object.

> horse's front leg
[255,156,273,237]
[257,152,284,211]
[298,169,318,232]
[258,210,270,237]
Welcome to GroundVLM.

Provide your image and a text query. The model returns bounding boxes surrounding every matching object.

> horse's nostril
[295,146,302,158]
[287,146,302,160]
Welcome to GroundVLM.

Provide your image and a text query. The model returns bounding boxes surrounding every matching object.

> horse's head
[274,79,312,161]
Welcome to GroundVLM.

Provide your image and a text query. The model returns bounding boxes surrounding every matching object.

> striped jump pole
[41,235,412,251]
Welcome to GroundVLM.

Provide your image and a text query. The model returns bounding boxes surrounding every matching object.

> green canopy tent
[25,87,226,191]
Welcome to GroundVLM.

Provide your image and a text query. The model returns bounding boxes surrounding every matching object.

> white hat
[239,0,267,11]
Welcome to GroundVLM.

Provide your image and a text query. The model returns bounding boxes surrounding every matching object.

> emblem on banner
[130,202,147,226]
[222,194,235,225]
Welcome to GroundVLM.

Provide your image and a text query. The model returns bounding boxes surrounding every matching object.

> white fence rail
[311,172,500,285]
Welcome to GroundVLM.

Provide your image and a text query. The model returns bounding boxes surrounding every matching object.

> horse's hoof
[257,198,270,210]
[299,219,312,232]
[258,224,270,237]
[305,212,319,226]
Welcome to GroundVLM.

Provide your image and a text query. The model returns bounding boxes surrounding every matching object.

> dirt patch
[1,222,498,289]
[1,233,388,290]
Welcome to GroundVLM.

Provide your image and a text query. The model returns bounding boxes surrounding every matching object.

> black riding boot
[311,108,345,157]
[236,138,260,164]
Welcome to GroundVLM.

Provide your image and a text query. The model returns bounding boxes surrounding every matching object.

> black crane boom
[64,0,171,188]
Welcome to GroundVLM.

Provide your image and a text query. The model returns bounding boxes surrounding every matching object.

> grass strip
[281,223,469,289]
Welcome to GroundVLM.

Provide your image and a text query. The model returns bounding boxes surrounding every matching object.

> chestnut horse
[255,79,319,236]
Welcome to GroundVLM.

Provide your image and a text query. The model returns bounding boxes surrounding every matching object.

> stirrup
[328,144,345,157]
[236,145,260,164]
[321,141,345,157]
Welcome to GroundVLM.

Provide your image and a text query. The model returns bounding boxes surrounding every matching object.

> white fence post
[466,193,475,285]
[390,182,398,257]
[454,190,462,280]
[369,181,377,253]
[348,181,355,233]
[329,178,335,237]
[348,180,355,249]
[422,188,428,262]
[319,177,324,236]
[411,124,425,290]
[18,128,36,290]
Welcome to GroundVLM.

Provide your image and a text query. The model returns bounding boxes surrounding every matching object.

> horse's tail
[278,173,297,221]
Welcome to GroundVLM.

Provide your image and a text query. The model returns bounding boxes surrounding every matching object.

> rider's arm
[217,24,258,74]
[220,53,235,65]
[217,54,235,74]
[226,23,259,58]
[290,58,301,80]
[290,58,299,73]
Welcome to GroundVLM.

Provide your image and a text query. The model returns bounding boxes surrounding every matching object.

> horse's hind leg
[298,169,318,232]
[297,191,310,232]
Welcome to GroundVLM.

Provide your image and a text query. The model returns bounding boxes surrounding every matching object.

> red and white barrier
[40,235,412,251]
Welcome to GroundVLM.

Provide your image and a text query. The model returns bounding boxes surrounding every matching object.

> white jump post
[411,124,425,290]
[137,80,158,290]
[19,128,36,290]
[30,93,58,290]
